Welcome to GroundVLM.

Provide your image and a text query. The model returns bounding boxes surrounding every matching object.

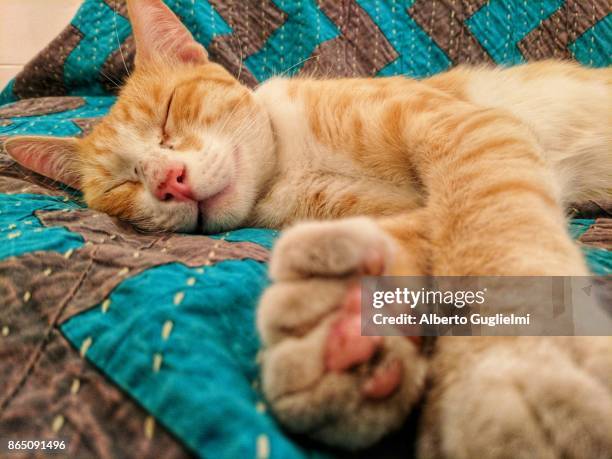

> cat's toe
[268,217,395,281]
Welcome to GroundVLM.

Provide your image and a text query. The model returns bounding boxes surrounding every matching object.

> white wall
[0,0,82,89]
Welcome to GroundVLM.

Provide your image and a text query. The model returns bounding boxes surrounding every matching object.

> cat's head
[4,0,276,233]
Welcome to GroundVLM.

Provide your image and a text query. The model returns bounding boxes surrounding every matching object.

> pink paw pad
[325,285,382,372]
[362,359,403,399]
[324,284,407,400]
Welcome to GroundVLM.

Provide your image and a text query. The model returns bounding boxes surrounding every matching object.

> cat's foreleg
[412,107,612,458]
[418,336,612,459]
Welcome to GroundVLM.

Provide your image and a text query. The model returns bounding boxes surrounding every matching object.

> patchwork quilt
[0,1,610,458]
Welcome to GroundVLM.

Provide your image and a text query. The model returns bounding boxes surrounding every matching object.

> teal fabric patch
[0,193,84,260]
[467,0,564,65]
[60,260,328,459]
[0,97,115,137]
[0,80,16,105]
[63,0,230,95]
[168,0,232,46]
[65,1,133,96]
[568,218,594,239]
[583,246,612,275]
[570,13,612,67]
[246,0,339,80]
[358,0,452,78]
[569,219,610,275]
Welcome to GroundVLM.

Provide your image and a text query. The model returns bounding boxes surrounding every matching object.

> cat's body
[5,1,612,457]
[251,62,611,229]
[252,61,612,458]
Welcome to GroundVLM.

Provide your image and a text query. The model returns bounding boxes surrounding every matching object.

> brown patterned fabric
[569,199,612,218]
[568,201,612,250]
[580,218,612,250]
[300,0,398,78]
[407,0,492,65]
[0,207,268,325]
[518,0,610,61]
[0,97,85,118]
[103,0,128,17]
[207,0,287,87]
[0,330,192,459]
[569,200,612,251]
[13,25,84,99]
[0,150,268,412]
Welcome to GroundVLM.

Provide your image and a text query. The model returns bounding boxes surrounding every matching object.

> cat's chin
[196,182,237,233]
[201,182,233,210]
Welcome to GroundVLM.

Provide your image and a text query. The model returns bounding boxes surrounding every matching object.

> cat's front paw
[257,218,426,449]
[419,338,612,459]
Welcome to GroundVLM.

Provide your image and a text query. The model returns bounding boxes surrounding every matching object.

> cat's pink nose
[154,165,193,202]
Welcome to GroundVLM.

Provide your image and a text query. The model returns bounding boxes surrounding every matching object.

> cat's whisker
[225,108,260,135]
[237,117,266,142]
[99,69,122,89]
[112,4,131,80]
[231,12,244,85]
[218,55,320,136]
[214,38,250,134]
[236,51,244,85]
[253,54,321,91]
[230,115,265,147]
[216,92,246,135]
[215,82,256,136]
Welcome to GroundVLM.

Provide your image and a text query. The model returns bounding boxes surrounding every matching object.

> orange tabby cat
[5,0,611,457]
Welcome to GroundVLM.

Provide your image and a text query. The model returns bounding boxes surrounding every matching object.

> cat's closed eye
[160,91,175,149]
[103,180,136,194]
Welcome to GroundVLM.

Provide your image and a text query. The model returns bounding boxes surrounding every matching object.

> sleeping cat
[4,0,612,457]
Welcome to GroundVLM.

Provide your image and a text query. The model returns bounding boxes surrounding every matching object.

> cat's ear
[127,0,208,65]
[4,136,81,189]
